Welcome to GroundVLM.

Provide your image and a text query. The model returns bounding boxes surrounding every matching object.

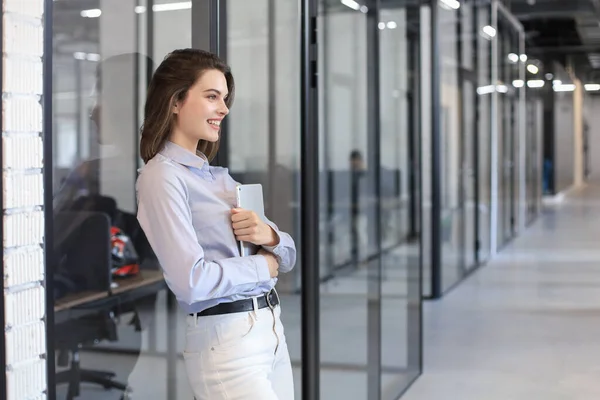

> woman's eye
[208,95,217,100]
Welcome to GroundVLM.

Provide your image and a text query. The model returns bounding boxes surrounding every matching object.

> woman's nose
[219,103,229,116]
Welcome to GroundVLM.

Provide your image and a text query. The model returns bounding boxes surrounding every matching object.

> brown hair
[139,49,235,163]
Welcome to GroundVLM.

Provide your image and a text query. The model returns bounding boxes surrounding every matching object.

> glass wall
[378,3,423,398]
[51,1,195,399]
[317,1,422,398]
[434,0,493,294]
[318,4,373,397]
[496,11,519,248]
[438,0,463,292]
[48,0,421,399]
[225,0,304,398]
[525,91,543,224]
[424,0,537,298]
[459,2,477,272]
[420,3,433,297]
[476,4,492,263]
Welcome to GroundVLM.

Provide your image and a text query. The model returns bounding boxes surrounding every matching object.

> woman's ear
[171,93,182,114]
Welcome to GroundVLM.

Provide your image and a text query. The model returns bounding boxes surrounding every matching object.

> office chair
[53,210,131,399]
[55,313,131,399]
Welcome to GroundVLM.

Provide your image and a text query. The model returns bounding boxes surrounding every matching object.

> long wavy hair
[139,49,235,163]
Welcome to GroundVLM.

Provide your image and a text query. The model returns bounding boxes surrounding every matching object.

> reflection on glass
[420,4,433,298]
[496,13,522,248]
[477,4,492,263]
[438,3,463,291]
[52,1,194,398]
[379,3,422,398]
[524,94,542,223]
[460,2,477,272]
[318,1,422,398]
[48,0,422,398]
[438,0,495,292]
[318,3,371,398]
[226,0,303,397]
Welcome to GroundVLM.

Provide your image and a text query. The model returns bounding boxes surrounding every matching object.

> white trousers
[183,303,294,400]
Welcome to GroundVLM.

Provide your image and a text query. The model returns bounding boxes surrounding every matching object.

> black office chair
[53,210,131,399]
[55,313,131,399]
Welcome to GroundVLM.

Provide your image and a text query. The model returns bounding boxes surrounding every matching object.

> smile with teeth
[208,120,221,127]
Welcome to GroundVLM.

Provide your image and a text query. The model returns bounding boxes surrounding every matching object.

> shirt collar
[160,141,208,169]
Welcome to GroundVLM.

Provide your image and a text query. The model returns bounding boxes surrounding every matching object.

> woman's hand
[231,208,279,246]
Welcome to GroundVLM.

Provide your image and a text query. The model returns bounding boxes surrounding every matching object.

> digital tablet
[235,184,265,257]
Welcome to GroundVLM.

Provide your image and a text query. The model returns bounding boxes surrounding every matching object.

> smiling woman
[136,48,297,400]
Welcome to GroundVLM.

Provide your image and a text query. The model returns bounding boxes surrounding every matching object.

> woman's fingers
[234,227,259,237]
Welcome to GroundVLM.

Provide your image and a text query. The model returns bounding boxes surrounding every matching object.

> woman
[136,49,296,400]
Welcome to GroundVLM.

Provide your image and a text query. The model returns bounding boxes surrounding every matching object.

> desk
[111,269,164,294]
[54,270,166,323]
[54,291,108,312]
[52,269,177,399]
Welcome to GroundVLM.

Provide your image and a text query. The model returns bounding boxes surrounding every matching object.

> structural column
[2,0,48,399]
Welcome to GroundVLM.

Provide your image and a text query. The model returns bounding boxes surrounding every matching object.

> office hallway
[402,182,600,400]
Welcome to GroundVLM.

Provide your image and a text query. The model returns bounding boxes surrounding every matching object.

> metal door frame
[490,0,525,256]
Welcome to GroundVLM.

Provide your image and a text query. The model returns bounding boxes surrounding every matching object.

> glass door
[379,2,423,398]
[318,2,376,399]
[497,14,520,248]
[458,3,478,271]
[438,0,463,292]
[525,95,543,224]
[318,0,422,398]
[460,74,478,270]
[474,3,492,263]
[224,0,304,397]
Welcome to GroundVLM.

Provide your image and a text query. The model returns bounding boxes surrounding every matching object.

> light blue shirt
[136,141,297,314]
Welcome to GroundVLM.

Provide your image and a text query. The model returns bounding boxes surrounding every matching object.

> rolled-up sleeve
[136,166,271,306]
[262,219,297,274]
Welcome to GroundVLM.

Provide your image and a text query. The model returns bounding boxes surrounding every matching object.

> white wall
[551,61,576,193]
[554,89,575,193]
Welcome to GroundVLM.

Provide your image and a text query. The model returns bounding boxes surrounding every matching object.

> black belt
[190,289,280,317]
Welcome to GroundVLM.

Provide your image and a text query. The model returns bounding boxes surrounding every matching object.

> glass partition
[317,0,422,398]
[51,1,198,398]
[525,93,543,223]
[225,0,303,397]
[379,2,423,398]
[496,7,525,249]
[318,3,372,398]
[476,3,492,263]
[432,0,496,295]
[47,1,421,399]
[438,0,462,292]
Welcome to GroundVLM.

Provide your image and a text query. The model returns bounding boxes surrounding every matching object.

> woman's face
[172,69,230,144]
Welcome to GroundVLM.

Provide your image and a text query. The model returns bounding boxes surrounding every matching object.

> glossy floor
[403,182,600,400]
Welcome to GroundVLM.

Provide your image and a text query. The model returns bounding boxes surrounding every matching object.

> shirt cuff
[251,254,272,283]
[262,222,284,257]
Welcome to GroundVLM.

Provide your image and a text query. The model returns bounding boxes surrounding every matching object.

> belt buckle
[266,288,278,310]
